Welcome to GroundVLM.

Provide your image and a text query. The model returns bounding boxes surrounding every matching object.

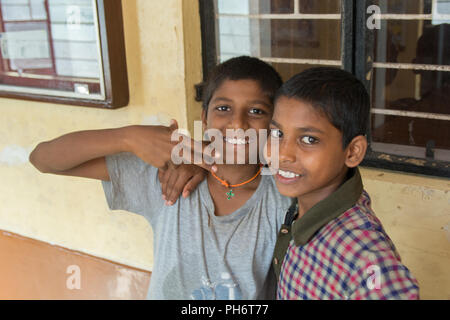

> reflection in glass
[372,21,450,161]
[373,0,432,14]
[216,0,342,81]
[0,0,104,99]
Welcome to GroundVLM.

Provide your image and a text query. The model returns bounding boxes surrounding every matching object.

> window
[199,0,450,177]
[0,0,128,108]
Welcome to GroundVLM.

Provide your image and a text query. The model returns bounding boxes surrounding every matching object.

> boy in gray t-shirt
[102,152,292,299]
[29,56,290,300]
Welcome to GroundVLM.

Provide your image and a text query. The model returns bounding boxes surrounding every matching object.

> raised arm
[29,125,177,181]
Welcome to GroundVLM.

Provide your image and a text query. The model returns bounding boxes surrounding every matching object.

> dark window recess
[198,0,450,177]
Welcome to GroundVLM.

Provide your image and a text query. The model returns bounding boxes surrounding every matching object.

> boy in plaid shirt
[267,67,419,300]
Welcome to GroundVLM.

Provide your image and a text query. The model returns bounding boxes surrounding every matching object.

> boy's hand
[126,119,219,172]
[158,163,207,206]
[125,120,180,169]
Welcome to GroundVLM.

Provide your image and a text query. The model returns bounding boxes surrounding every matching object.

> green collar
[292,167,363,246]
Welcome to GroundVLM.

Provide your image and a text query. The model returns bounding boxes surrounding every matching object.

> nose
[228,111,248,131]
[278,138,296,163]
[265,136,296,167]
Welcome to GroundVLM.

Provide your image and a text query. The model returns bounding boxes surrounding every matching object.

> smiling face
[267,96,362,206]
[202,79,273,164]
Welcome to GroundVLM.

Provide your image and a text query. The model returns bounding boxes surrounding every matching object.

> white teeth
[278,169,300,178]
[225,137,247,145]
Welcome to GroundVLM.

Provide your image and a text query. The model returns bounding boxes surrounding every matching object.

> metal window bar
[371,108,450,121]
[373,14,450,20]
[294,0,300,14]
[216,13,341,20]
[259,57,342,66]
[372,62,450,72]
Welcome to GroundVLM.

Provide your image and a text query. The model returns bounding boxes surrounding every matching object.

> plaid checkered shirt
[273,168,420,300]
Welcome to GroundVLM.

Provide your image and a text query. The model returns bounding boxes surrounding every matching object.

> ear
[344,135,368,168]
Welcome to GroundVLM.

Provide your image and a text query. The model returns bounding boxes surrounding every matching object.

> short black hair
[202,56,283,112]
[275,67,370,148]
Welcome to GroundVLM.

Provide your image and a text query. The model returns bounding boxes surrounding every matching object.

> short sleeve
[101,152,164,223]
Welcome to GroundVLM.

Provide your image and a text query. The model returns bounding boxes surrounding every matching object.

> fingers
[169,119,179,131]
[161,164,209,205]
[165,171,188,206]
[158,168,169,201]
[182,171,207,198]
[176,137,220,170]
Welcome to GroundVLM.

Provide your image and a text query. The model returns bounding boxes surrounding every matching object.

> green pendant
[226,189,235,200]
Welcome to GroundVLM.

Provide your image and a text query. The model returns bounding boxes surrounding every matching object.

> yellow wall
[0,0,448,299]
[0,0,203,272]
[360,168,450,300]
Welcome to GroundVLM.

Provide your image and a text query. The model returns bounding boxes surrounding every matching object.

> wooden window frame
[199,0,449,178]
[0,0,129,109]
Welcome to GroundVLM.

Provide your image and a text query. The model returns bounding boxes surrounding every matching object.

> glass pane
[372,0,432,14]
[299,0,341,14]
[373,68,450,115]
[217,17,252,61]
[375,21,450,66]
[268,19,341,60]
[370,2,450,162]
[216,0,342,63]
[0,0,104,99]
[216,0,295,15]
[267,0,294,14]
[371,114,450,159]
[436,0,450,13]
[371,66,450,158]
[30,0,47,20]
[217,0,250,14]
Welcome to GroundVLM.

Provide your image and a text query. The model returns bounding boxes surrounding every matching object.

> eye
[300,136,318,145]
[215,105,230,112]
[249,108,265,115]
[270,128,282,139]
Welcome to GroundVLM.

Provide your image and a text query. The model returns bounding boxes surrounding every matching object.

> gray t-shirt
[102,152,292,300]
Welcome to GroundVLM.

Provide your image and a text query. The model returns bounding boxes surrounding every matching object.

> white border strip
[3,71,100,83]
[371,108,450,121]
[92,0,106,100]
[0,84,104,100]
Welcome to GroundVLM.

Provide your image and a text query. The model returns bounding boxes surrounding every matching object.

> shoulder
[262,174,292,202]
[252,174,294,226]
[321,192,419,299]
[260,174,294,212]
[323,191,397,260]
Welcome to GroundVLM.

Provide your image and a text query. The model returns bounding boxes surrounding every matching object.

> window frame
[198,0,450,178]
[0,0,129,109]
[355,0,450,177]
